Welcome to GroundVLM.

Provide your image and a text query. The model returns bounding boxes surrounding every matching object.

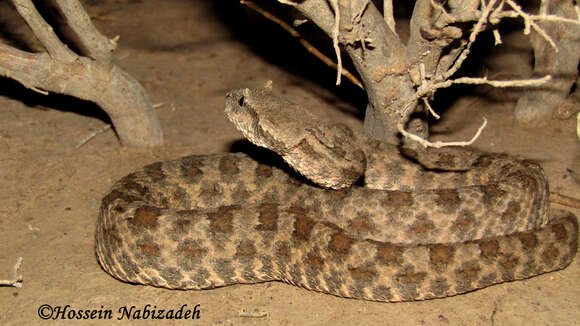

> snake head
[225,88,365,189]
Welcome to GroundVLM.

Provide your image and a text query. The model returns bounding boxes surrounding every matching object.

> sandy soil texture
[1,1,579,325]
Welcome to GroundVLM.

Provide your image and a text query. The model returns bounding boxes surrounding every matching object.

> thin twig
[577,112,580,140]
[443,0,498,80]
[436,75,552,89]
[329,0,343,86]
[75,103,167,149]
[75,124,112,149]
[241,1,363,88]
[551,192,580,208]
[504,0,557,51]
[0,257,23,288]
[401,117,488,148]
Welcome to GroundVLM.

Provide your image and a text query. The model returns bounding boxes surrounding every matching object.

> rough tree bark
[0,0,163,147]
[278,0,580,144]
[514,0,580,127]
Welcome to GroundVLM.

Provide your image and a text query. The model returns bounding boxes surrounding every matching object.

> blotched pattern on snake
[96,88,577,302]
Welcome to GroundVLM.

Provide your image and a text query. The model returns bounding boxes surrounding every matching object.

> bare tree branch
[1,0,163,146]
[54,0,117,62]
[13,0,77,62]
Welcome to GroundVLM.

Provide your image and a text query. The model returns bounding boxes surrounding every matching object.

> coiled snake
[96,88,578,302]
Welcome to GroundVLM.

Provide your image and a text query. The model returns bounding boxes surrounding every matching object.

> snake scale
[96,88,578,302]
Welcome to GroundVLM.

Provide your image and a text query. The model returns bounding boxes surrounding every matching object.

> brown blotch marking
[435,189,461,209]
[208,206,236,235]
[180,156,204,182]
[472,154,494,168]
[396,268,426,283]
[373,241,404,266]
[429,277,450,297]
[287,205,310,217]
[455,261,481,282]
[130,206,161,230]
[550,222,568,241]
[136,239,160,258]
[176,239,207,264]
[304,251,324,272]
[231,184,250,203]
[256,203,278,232]
[518,233,537,251]
[255,164,273,179]
[348,215,374,236]
[498,255,519,280]
[480,184,505,205]
[501,201,521,222]
[382,191,414,207]
[409,215,436,235]
[328,231,353,257]
[144,162,166,183]
[428,244,455,271]
[292,216,316,242]
[454,261,482,292]
[235,240,257,259]
[348,265,377,284]
[219,156,240,176]
[478,239,499,260]
[541,244,560,263]
[275,241,291,262]
[172,211,198,237]
[394,267,427,300]
[452,210,476,234]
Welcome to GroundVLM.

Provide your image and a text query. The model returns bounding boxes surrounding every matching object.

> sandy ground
[1,0,579,325]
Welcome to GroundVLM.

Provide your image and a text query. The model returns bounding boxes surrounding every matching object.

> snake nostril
[238,96,245,107]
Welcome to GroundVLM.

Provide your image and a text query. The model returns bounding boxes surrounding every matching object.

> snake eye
[238,96,245,107]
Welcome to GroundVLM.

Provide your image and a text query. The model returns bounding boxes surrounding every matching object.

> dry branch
[0,0,163,147]
[275,0,579,146]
